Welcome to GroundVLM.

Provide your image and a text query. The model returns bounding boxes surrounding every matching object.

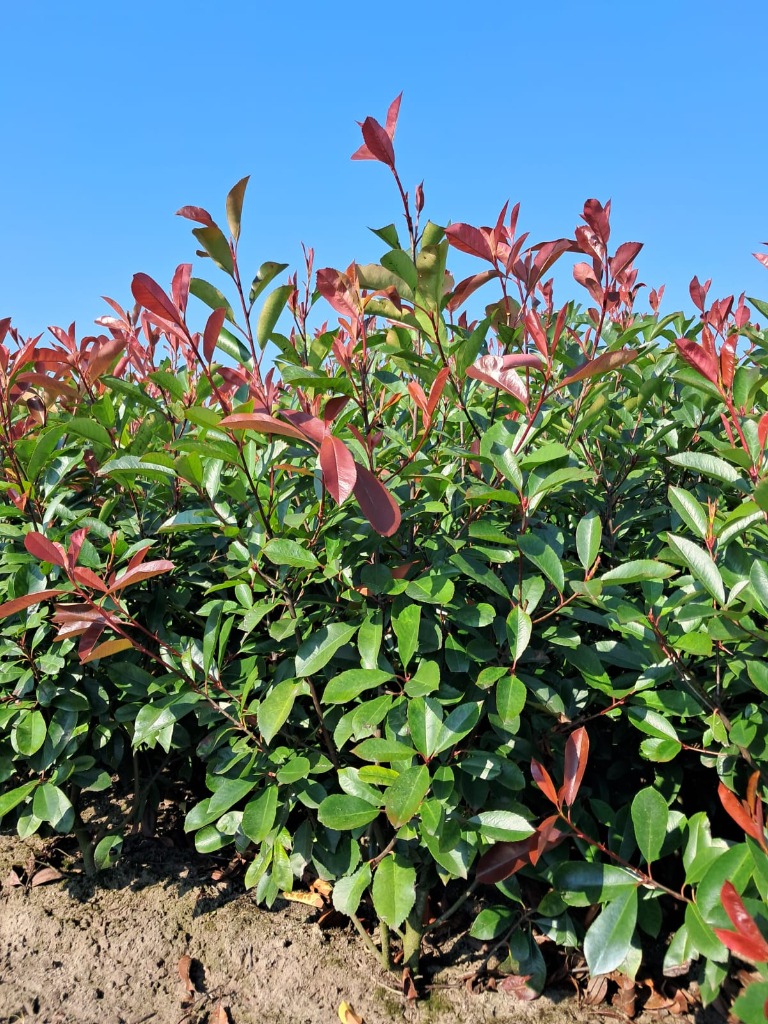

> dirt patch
[0,832,695,1024]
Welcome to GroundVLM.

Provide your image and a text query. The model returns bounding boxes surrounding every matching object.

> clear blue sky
[3,1,768,341]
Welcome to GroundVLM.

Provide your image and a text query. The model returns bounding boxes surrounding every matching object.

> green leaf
[208,776,255,818]
[371,854,416,929]
[192,224,234,274]
[13,710,46,755]
[383,765,430,828]
[631,787,669,864]
[518,532,565,592]
[450,552,510,600]
[295,623,357,677]
[392,601,421,670]
[599,560,677,584]
[32,783,75,832]
[434,702,482,755]
[405,575,455,605]
[262,538,319,570]
[225,175,249,242]
[258,680,300,744]
[407,697,443,759]
[357,611,383,670]
[496,674,526,724]
[469,810,534,842]
[256,284,293,349]
[332,862,372,917]
[554,862,641,906]
[381,249,417,294]
[189,277,236,323]
[732,979,768,1024]
[576,511,601,570]
[317,794,380,830]
[352,738,417,763]
[749,560,768,609]
[506,607,532,664]
[666,533,725,603]
[470,905,516,940]
[242,787,278,843]
[0,781,38,820]
[583,888,639,976]
[668,486,708,539]
[666,451,742,484]
[94,835,123,871]
[323,669,392,704]
[249,262,290,304]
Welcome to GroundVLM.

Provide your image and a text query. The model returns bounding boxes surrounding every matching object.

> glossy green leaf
[383,764,430,828]
[506,607,532,664]
[256,284,293,349]
[257,680,300,744]
[391,601,421,670]
[13,710,46,755]
[332,862,372,917]
[93,834,123,871]
[517,532,565,592]
[242,787,278,843]
[262,538,319,570]
[323,669,392,704]
[32,783,75,833]
[371,854,416,929]
[666,533,725,603]
[668,486,708,539]
[583,888,639,976]
[631,787,669,864]
[600,560,676,584]
[295,623,357,677]
[576,511,601,570]
[317,794,380,830]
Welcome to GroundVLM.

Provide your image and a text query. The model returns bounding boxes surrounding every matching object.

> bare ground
[0,832,715,1024]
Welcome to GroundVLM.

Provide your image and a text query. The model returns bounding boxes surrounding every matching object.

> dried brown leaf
[210,1001,230,1024]
[31,866,63,887]
[282,890,324,910]
[338,1001,364,1024]
[402,967,418,1001]
[4,869,23,888]
[499,974,539,1001]
[583,975,609,1005]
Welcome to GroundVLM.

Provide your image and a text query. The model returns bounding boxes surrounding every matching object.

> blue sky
[3,1,768,342]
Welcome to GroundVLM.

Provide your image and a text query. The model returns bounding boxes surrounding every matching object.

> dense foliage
[1,95,767,1020]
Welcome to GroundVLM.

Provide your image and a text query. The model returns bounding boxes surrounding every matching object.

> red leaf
[352,462,401,537]
[610,241,643,281]
[71,566,109,592]
[131,274,184,328]
[720,335,738,389]
[315,267,359,319]
[556,348,638,388]
[203,307,227,364]
[525,310,550,360]
[581,199,611,246]
[323,396,349,427]
[25,532,67,567]
[175,205,214,227]
[83,335,127,383]
[531,759,560,806]
[407,381,428,417]
[351,94,402,160]
[108,560,175,594]
[714,881,768,962]
[444,224,494,262]
[675,338,719,385]
[359,117,395,169]
[0,589,66,620]
[530,813,566,866]
[467,354,541,404]
[447,269,499,312]
[475,837,535,884]
[719,783,767,846]
[280,409,326,446]
[125,545,152,573]
[689,275,711,312]
[758,413,768,452]
[171,263,192,314]
[427,367,451,419]
[754,252,768,270]
[573,262,604,305]
[559,727,589,807]
[319,435,357,504]
[219,413,312,443]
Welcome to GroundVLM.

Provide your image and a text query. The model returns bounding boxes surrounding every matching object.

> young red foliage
[351,94,402,163]
[674,338,720,385]
[531,759,560,807]
[559,727,589,808]
[714,881,768,963]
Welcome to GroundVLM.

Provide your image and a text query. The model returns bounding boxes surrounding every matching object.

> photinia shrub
[1,94,767,1015]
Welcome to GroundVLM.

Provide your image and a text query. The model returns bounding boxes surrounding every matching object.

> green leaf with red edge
[225,176,249,243]
[556,348,638,388]
[0,589,67,620]
[25,532,67,567]
[192,224,234,275]
[560,727,589,808]
[531,759,560,806]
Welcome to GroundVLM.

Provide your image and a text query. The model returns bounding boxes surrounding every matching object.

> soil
[0,831,713,1024]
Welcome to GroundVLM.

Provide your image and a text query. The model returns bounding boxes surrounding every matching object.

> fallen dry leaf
[338,1000,364,1024]
[499,974,539,1001]
[611,975,637,1018]
[310,878,333,899]
[178,954,196,1007]
[31,867,63,887]
[210,1001,230,1024]
[402,967,418,1001]
[583,975,609,1005]
[282,890,324,910]
[4,869,23,888]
